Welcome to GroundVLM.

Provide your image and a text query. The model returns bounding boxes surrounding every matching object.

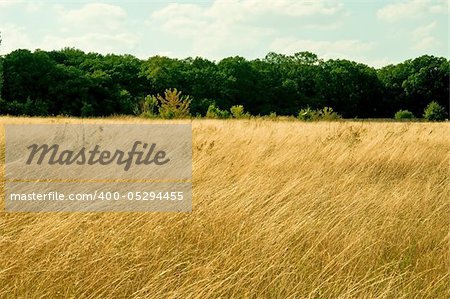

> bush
[80,101,94,117]
[206,103,230,119]
[0,99,25,115]
[230,105,250,119]
[319,107,341,121]
[140,95,158,118]
[395,110,414,120]
[190,98,215,116]
[423,101,447,121]
[298,107,341,121]
[267,111,278,121]
[157,88,191,119]
[117,89,135,115]
[298,107,317,121]
[0,98,49,116]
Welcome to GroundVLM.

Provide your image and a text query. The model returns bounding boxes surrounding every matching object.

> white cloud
[0,0,43,12]
[0,0,21,8]
[414,36,439,51]
[206,0,344,18]
[377,0,448,21]
[429,0,450,13]
[56,3,127,31]
[1,1,446,62]
[0,23,32,54]
[35,3,138,55]
[413,21,437,39]
[25,1,44,12]
[153,0,343,23]
[150,0,344,59]
[362,57,395,68]
[304,22,342,30]
[41,33,138,54]
[412,22,440,51]
[269,38,374,59]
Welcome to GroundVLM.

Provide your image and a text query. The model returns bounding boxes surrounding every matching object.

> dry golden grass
[0,117,448,298]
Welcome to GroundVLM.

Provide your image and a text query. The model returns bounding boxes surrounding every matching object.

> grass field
[0,117,448,298]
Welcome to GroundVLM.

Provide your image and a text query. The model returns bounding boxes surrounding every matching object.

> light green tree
[423,101,447,121]
[157,88,191,119]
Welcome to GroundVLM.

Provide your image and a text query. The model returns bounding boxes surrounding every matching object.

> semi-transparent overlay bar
[5,124,192,212]
[6,124,192,180]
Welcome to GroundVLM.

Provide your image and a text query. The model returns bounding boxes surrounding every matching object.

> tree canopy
[0,48,448,118]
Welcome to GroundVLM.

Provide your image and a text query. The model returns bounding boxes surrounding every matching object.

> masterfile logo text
[5,124,192,212]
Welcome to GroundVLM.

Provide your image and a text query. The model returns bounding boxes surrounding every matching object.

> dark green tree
[0,47,448,119]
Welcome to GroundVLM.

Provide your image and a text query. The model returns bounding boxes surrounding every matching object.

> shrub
[395,110,414,120]
[230,105,250,119]
[80,102,94,117]
[117,89,135,114]
[0,98,49,116]
[267,111,277,121]
[206,103,230,119]
[298,107,341,121]
[319,107,341,121]
[298,107,317,121]
[140,95,158,118]
[24,98,49,116]
[157,88,191,119]
[190,98,215,116]
[423,101,447,121]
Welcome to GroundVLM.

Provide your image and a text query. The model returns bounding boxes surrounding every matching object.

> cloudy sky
[0,0,448,67]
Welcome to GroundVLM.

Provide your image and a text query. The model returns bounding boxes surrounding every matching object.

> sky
[0,0,448,68]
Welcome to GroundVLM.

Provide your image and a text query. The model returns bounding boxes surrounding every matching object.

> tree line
[0,48,448,119]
